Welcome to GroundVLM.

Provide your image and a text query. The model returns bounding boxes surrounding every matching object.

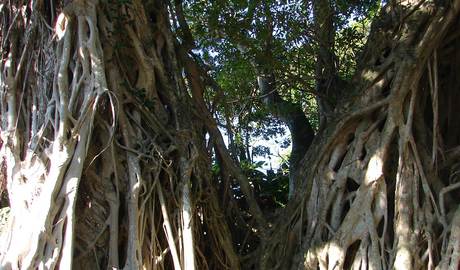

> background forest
[179,0,379,202]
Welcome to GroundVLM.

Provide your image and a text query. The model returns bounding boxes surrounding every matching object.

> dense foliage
[179,0,380,205]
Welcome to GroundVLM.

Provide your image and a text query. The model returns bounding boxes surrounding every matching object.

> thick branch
[313,0,339,126]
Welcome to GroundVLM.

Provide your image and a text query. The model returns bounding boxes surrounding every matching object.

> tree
[1,0,460,270]
[0,0,238,269]
[261,1,460,269]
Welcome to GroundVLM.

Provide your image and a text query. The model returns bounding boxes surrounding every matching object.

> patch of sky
[219,123,291,173]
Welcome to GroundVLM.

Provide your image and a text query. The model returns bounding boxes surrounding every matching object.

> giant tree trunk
[0,1,238,269]
[261,1,460,269]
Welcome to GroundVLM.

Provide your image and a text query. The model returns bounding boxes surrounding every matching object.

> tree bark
[259,1,460,269]
[0,1,240,269]
[313,0,339,127]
